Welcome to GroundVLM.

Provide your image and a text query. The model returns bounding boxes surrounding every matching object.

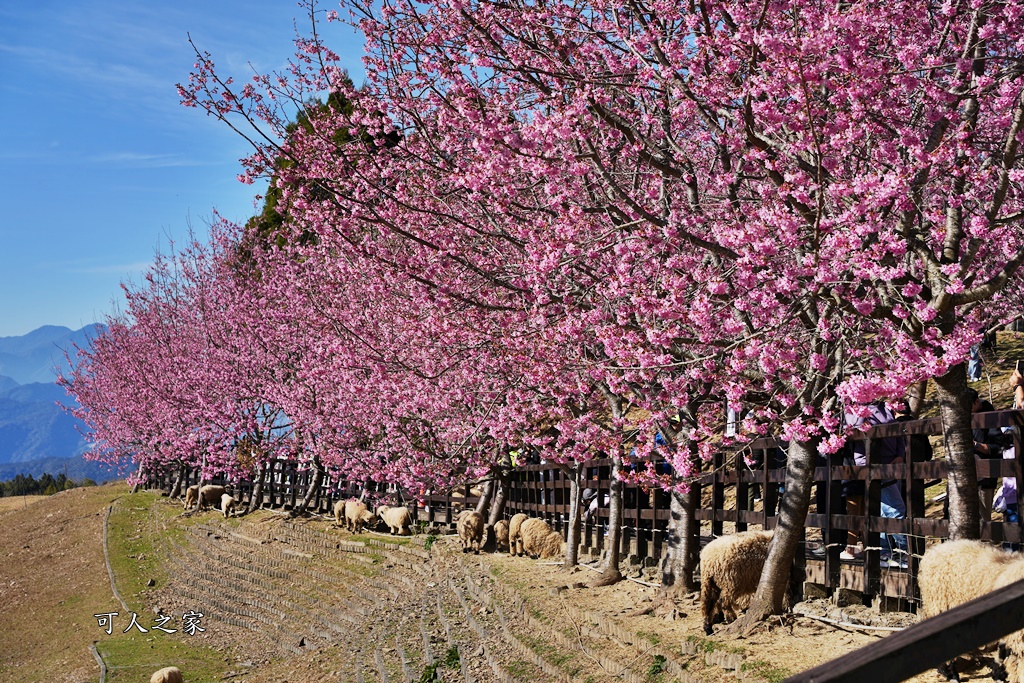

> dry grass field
[0,494,47,514]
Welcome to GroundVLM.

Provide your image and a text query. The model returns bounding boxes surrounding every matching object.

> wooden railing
[784,578,1024,682]
[145,409,1024,610]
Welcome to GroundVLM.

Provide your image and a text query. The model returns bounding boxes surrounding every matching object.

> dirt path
[0,485,124,682]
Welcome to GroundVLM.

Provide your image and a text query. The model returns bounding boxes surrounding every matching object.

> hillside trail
[0,483,991,683]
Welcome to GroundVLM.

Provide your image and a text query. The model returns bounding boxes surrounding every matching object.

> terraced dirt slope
[153,509,960,683]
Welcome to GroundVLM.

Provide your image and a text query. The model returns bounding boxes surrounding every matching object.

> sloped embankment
[154,508,715,683]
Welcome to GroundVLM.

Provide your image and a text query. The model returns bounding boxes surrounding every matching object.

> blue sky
[0,1,366,338]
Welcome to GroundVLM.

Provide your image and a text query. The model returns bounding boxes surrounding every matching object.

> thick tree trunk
[487,464,511,526]
[169,464,186,499]
[593,454,624,586]
[292,456,323,517]
[660,487,700,595]
[732,437,818,633]
[563,464,583,568]
[475,478,495,516]
[246,461,266,514]
[933,362,981,540]
[660,442,701,596]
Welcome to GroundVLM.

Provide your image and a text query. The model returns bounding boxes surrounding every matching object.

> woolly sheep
[198,485,226,511]
[699,530,773,635]
[183,485,199,510]
[333,499,346,526]
[508,513,529,556]
[376,505,413,535]
[919,539,1020,681]
[342,500,377,533]
[493,519,510,552]
[520,517,565,559]
[150,666,184,683]
[457,510,485,554]
[220,493,238,518]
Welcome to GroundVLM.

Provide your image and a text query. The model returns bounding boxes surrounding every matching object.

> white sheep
[457,510,485,554]
[519,517,565,559]
[150,666,184,683]
[182,485,199,510]
[508,513,529,556]
[919,539,1020,681]
[699,530,774,635]
[376,505,413,535]
[198,484,226,511]
[492,519,510,552]
[220,493,238,518]
[340,499,376,533]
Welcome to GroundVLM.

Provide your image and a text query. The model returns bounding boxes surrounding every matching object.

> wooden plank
[784,578,1024,682]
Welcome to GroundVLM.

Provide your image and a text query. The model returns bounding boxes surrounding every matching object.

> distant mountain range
[0,324,105,384]
[0,325,117,483]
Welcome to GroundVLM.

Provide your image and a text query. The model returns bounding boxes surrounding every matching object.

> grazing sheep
[376,505,413,535]
[508,513,529,556]
[150,666,184,683]
[457,510,485,554]
[220,493,238,518]
[493,519,510,552]
[342,500,377,533]
[699,530,774,635]
[520,517,565,559]
[198,485,227,511]
[919,539,1018,681]
[183,485,199,510]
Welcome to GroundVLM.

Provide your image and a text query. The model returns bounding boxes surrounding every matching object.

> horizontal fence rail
[145,409,1024,609]
[783,577,1024,682]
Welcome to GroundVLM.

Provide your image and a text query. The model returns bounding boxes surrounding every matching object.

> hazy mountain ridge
[0,454,118,483]
[0,325,105,476]
[0,324,105,384]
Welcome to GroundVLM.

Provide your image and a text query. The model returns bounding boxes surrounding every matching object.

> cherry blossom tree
[168,0,1024,620]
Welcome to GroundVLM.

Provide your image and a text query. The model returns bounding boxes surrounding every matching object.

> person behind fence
[994,444,1020,552]
[893,400,934,463]
[968,343,984,382]
[841,401,908,567]
[969,389,1002,522]
[1011,365,1024,410]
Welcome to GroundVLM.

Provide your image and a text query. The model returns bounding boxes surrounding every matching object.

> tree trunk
[933,361,981,540]
[732,437,819,633]
[660,487,700,595]
[246,461,266,514]
[292,456,323,517]
[487,463,511,526]
[130,461,145,494]
[358,478,379,503]
[169,464,186,499]
[475,478,495,516]
[563,463,583,568]
[907,379,929,417]
[660,442,701,596]
[593,453,624,586]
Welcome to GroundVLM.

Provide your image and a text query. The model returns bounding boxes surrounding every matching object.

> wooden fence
[146,409,1024,610]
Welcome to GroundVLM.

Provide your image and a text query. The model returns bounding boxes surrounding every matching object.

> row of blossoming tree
[62,0,1024,628]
